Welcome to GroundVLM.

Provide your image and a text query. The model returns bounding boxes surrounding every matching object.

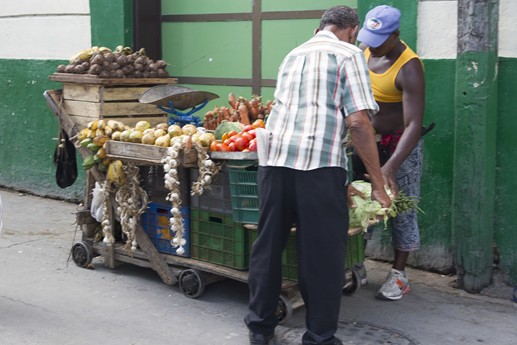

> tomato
[241,131,254,142]
[234,136,249,151]
[243,125,254,132]
[228,142,237,152]
[247,129,256,138]
[227,130,238,138]
[252,119,265,129]
[221,133,230,142]
[223,138,232,146]
[248,139,257,152]
[210,140,219,152]
[229,134,240,143]
[216,143,230,152]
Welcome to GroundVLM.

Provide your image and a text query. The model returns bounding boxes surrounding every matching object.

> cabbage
[348,180,418,232]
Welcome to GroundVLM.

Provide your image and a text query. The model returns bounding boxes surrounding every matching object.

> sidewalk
[1,188,516,345]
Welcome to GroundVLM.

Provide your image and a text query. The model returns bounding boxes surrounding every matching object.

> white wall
[499,0,517,58]
[418,0,517,59]
[0,0,91,60]
[418,0,457,59]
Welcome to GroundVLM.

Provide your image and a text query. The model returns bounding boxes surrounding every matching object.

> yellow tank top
[365,42,421,103]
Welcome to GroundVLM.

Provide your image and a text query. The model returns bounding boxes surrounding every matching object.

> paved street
[1,188,516,345]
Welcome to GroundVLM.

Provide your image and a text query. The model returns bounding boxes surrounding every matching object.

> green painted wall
[0,59,84,201]
[89,0,133,48]
[495,58,517,285]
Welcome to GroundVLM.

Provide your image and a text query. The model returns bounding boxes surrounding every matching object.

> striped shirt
[266,30,378,171]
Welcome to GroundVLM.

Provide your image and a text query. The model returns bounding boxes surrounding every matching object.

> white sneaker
[376,269,410,300]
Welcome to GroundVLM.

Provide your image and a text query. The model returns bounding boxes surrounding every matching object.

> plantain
[87,120,98,131]
[107,160,124,185]
[96,147,107,159]
[87,142,100,152]
[93,135,109,147]
[82,155,96,170]
[80,138,92,148]
[77,128,90,141]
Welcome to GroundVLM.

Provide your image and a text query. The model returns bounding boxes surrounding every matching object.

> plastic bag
[90,182,104,222]
[53,128,78,188]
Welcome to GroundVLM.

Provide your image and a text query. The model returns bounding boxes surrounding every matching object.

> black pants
[245,166,349,344]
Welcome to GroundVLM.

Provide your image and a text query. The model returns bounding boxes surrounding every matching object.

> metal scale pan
[139,84,219,110]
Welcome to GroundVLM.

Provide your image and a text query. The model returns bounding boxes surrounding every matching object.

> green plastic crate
[228,167,259,224]
[249,229,365,281]
[191,208,249,270]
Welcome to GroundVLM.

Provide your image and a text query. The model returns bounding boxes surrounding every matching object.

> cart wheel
[71,241,93,268]
[179,269,206,299]
[276,294,293,324]
[343,268,361,295]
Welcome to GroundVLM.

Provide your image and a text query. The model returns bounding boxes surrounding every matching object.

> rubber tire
[178,269,206,299]
[343,268,361,295]
[275,294,293,324]
[71,241,93,268]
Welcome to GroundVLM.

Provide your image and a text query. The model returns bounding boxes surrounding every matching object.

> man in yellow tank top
[352,5,426,301]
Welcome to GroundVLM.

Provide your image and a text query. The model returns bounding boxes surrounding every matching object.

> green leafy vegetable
[348,180,423,232]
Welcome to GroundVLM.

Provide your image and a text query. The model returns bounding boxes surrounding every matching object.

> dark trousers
[245,166,349,344]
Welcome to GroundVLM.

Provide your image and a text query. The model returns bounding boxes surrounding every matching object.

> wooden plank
[105,141,169,164]
[63,84,154,102]
[103,86,152,101]
[49,73,178,86]
[64,99,165,117]
[105,140,199,166]
[102,102,165,116]
[135,224,176,285]
[63,84,102,102]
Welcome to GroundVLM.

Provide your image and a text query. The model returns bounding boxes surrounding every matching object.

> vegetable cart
[44,78,366,324]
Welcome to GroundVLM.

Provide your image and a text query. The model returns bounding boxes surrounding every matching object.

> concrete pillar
[452,0,499,293]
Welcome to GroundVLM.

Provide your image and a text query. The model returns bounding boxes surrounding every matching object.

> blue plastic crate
[140,202,190,257]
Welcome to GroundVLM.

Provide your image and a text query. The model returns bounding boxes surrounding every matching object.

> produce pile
[76,120,215,172]
[203,93,273,130]
[348,180,422,232]
[209,119,264,152]
[56,45,170,78]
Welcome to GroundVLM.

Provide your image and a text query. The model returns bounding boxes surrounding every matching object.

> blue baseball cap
[357,5,401,48]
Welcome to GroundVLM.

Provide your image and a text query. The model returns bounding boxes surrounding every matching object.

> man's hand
[381,166,399,197]
[347,184,366,208]
[371,186,392,209]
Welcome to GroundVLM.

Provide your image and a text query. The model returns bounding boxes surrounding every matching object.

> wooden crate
[48,73,178,128]
[105,140,198,166]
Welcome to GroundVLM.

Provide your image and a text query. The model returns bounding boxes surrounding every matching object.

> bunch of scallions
[348,180,423,232]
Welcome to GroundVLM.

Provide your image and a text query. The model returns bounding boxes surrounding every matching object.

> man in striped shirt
[245,6,391,345]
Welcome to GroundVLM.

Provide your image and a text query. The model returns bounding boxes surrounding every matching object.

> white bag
[90,182,104,222]
[255,128,271,166]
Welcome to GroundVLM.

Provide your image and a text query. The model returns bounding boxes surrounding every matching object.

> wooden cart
[44,78,303,322]
[44,77,364,323]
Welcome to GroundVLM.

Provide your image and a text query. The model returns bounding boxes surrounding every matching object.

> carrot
[238,102,251,125]
[228,92,237,110]
[220,106,231,120]
[249,98,261,121]
[231,112,240,122]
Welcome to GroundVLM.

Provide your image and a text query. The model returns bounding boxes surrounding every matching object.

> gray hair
[319,6,359,30]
